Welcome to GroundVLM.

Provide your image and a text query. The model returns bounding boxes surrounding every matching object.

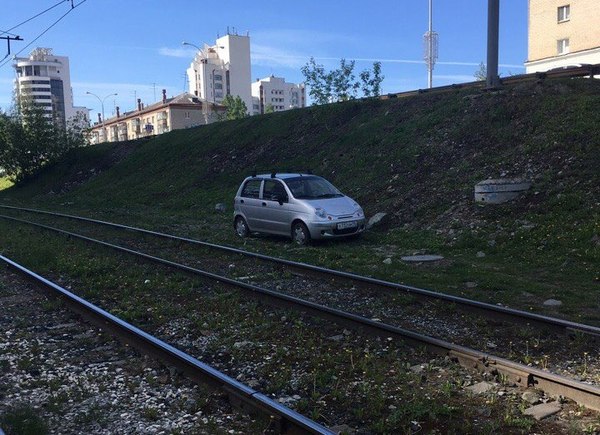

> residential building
[251,76,306,115]
[525,0,600,72]
[13,48,88,127]
[186,31,252,114]
[88,91,224,144]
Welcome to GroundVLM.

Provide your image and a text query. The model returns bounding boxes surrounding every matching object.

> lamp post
[86,91,117,142]
[183,41,211,123]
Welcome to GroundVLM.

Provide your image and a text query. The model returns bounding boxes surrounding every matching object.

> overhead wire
[0,0,69,36]
[0,0,88,69]
[0,30,19,37]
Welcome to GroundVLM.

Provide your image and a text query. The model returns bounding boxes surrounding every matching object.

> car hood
[304,196,360,216]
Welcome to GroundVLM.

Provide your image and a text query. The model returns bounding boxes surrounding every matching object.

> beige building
[526,1,600,72]
[250,76,305,115]
[89,91,224,144]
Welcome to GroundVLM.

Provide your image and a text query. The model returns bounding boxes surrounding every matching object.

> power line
[0,30,19,37]
[0,0,69,36]
[0,0,88,69]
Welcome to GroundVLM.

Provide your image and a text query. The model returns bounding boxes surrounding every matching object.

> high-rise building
[13,48,88,127]
[251,76,305,115]
[186,32,252,115]
[525,1,600,72]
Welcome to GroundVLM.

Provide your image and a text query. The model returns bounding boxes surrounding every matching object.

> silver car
[233,173,366,245]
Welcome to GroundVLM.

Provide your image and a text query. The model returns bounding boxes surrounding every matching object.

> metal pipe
[428,0,433,88]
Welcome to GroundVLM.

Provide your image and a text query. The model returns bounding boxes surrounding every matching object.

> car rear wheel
[292,222,310,246]
[234,216,250,238]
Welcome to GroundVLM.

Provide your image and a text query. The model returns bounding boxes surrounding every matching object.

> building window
[185,111,190,119]
[557,5,570,22]
[557,38,570,55]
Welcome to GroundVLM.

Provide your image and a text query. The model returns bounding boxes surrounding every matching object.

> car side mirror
[272,194,287,205]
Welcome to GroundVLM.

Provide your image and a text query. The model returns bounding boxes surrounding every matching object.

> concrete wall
[217,34,252,112]
[528,0,600,65]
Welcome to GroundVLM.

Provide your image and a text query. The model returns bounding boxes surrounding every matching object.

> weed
[0,405,48,435]
[142,406,160,421]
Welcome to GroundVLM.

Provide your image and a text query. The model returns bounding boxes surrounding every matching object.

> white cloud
[435,74,479,82]
[251,44,308,69]
[158,47,196,59]
[251,29,357,48]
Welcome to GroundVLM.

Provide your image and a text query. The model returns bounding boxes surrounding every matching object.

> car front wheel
[234,216,250,238]
[292,222,311,246]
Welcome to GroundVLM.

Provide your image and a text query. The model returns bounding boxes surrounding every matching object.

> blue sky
[0,0,528,118]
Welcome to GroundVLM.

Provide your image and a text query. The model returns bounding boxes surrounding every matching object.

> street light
[86,91,117,142]
[183,41,211,123]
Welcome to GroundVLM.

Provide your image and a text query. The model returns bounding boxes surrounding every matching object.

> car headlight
[354,206,364,218]
[314,207,327,219]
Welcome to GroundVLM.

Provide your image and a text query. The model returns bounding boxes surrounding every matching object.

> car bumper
[306,219,366,239]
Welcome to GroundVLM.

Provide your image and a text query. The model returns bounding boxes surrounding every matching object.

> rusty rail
[1,206,599,338]
[1,214,599,412]
[0,254,333,435]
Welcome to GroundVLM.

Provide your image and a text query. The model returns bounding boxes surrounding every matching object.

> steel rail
[0,254,333,435]
[379,63,600,100]
[1,206,599,338]
[2,215,600,411]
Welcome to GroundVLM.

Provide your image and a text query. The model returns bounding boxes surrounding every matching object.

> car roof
[252,173,315,180]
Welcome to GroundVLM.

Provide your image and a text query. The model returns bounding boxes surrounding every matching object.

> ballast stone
[523,402,562,420]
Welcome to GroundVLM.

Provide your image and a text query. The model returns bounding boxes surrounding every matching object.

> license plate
[337,221,358,230]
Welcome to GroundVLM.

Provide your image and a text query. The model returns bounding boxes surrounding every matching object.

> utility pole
[423,0,439,89]
[1,35,23,58]
[486,0,501,88]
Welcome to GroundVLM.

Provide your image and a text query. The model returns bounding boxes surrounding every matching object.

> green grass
[0,77,598,325]
[0,176,13,190]
[0,405,48,435]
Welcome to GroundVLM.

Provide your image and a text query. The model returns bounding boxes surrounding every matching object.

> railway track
[0,254,333,435]
[1,207,599,413]
[379,63,600,100]
[1,205,598,337]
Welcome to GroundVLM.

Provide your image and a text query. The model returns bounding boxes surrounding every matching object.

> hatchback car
[233,172,365,245]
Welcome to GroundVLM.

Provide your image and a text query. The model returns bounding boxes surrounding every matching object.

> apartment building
[88,91,224,144]
[13,48,88,127]
[525,0,600,72]
[186,32,253,114]
[250,76,305,115]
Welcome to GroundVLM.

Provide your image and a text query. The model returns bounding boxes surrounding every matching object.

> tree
[221,95,248,120]
[264,104,275,114]
[301,57,385,104]
[359,61,384,97]
[474,62,487,81]
[0,100,87,183]
[300,57,333,105]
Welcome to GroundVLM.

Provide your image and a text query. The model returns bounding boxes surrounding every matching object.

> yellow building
[525,0,600,72]
[89,91,224,144]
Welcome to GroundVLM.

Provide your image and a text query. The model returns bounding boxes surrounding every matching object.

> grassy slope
[1,78,599,323]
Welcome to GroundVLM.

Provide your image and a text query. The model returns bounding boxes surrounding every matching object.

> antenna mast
[423,0,438,88]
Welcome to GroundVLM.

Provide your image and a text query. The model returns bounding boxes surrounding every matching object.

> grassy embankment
[1,78,599,324]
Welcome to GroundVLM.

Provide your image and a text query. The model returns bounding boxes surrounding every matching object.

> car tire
[234,216,250,238]
[292,222,311,246]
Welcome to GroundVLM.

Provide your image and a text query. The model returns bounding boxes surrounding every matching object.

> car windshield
[283,176,343,199]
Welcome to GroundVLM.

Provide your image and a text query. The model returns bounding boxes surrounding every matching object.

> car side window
[263,180,287,201]
[241,179,261,198]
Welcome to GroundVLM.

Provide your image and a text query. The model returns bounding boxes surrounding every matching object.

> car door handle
[262,202,267,206]
[240,199,244,204]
